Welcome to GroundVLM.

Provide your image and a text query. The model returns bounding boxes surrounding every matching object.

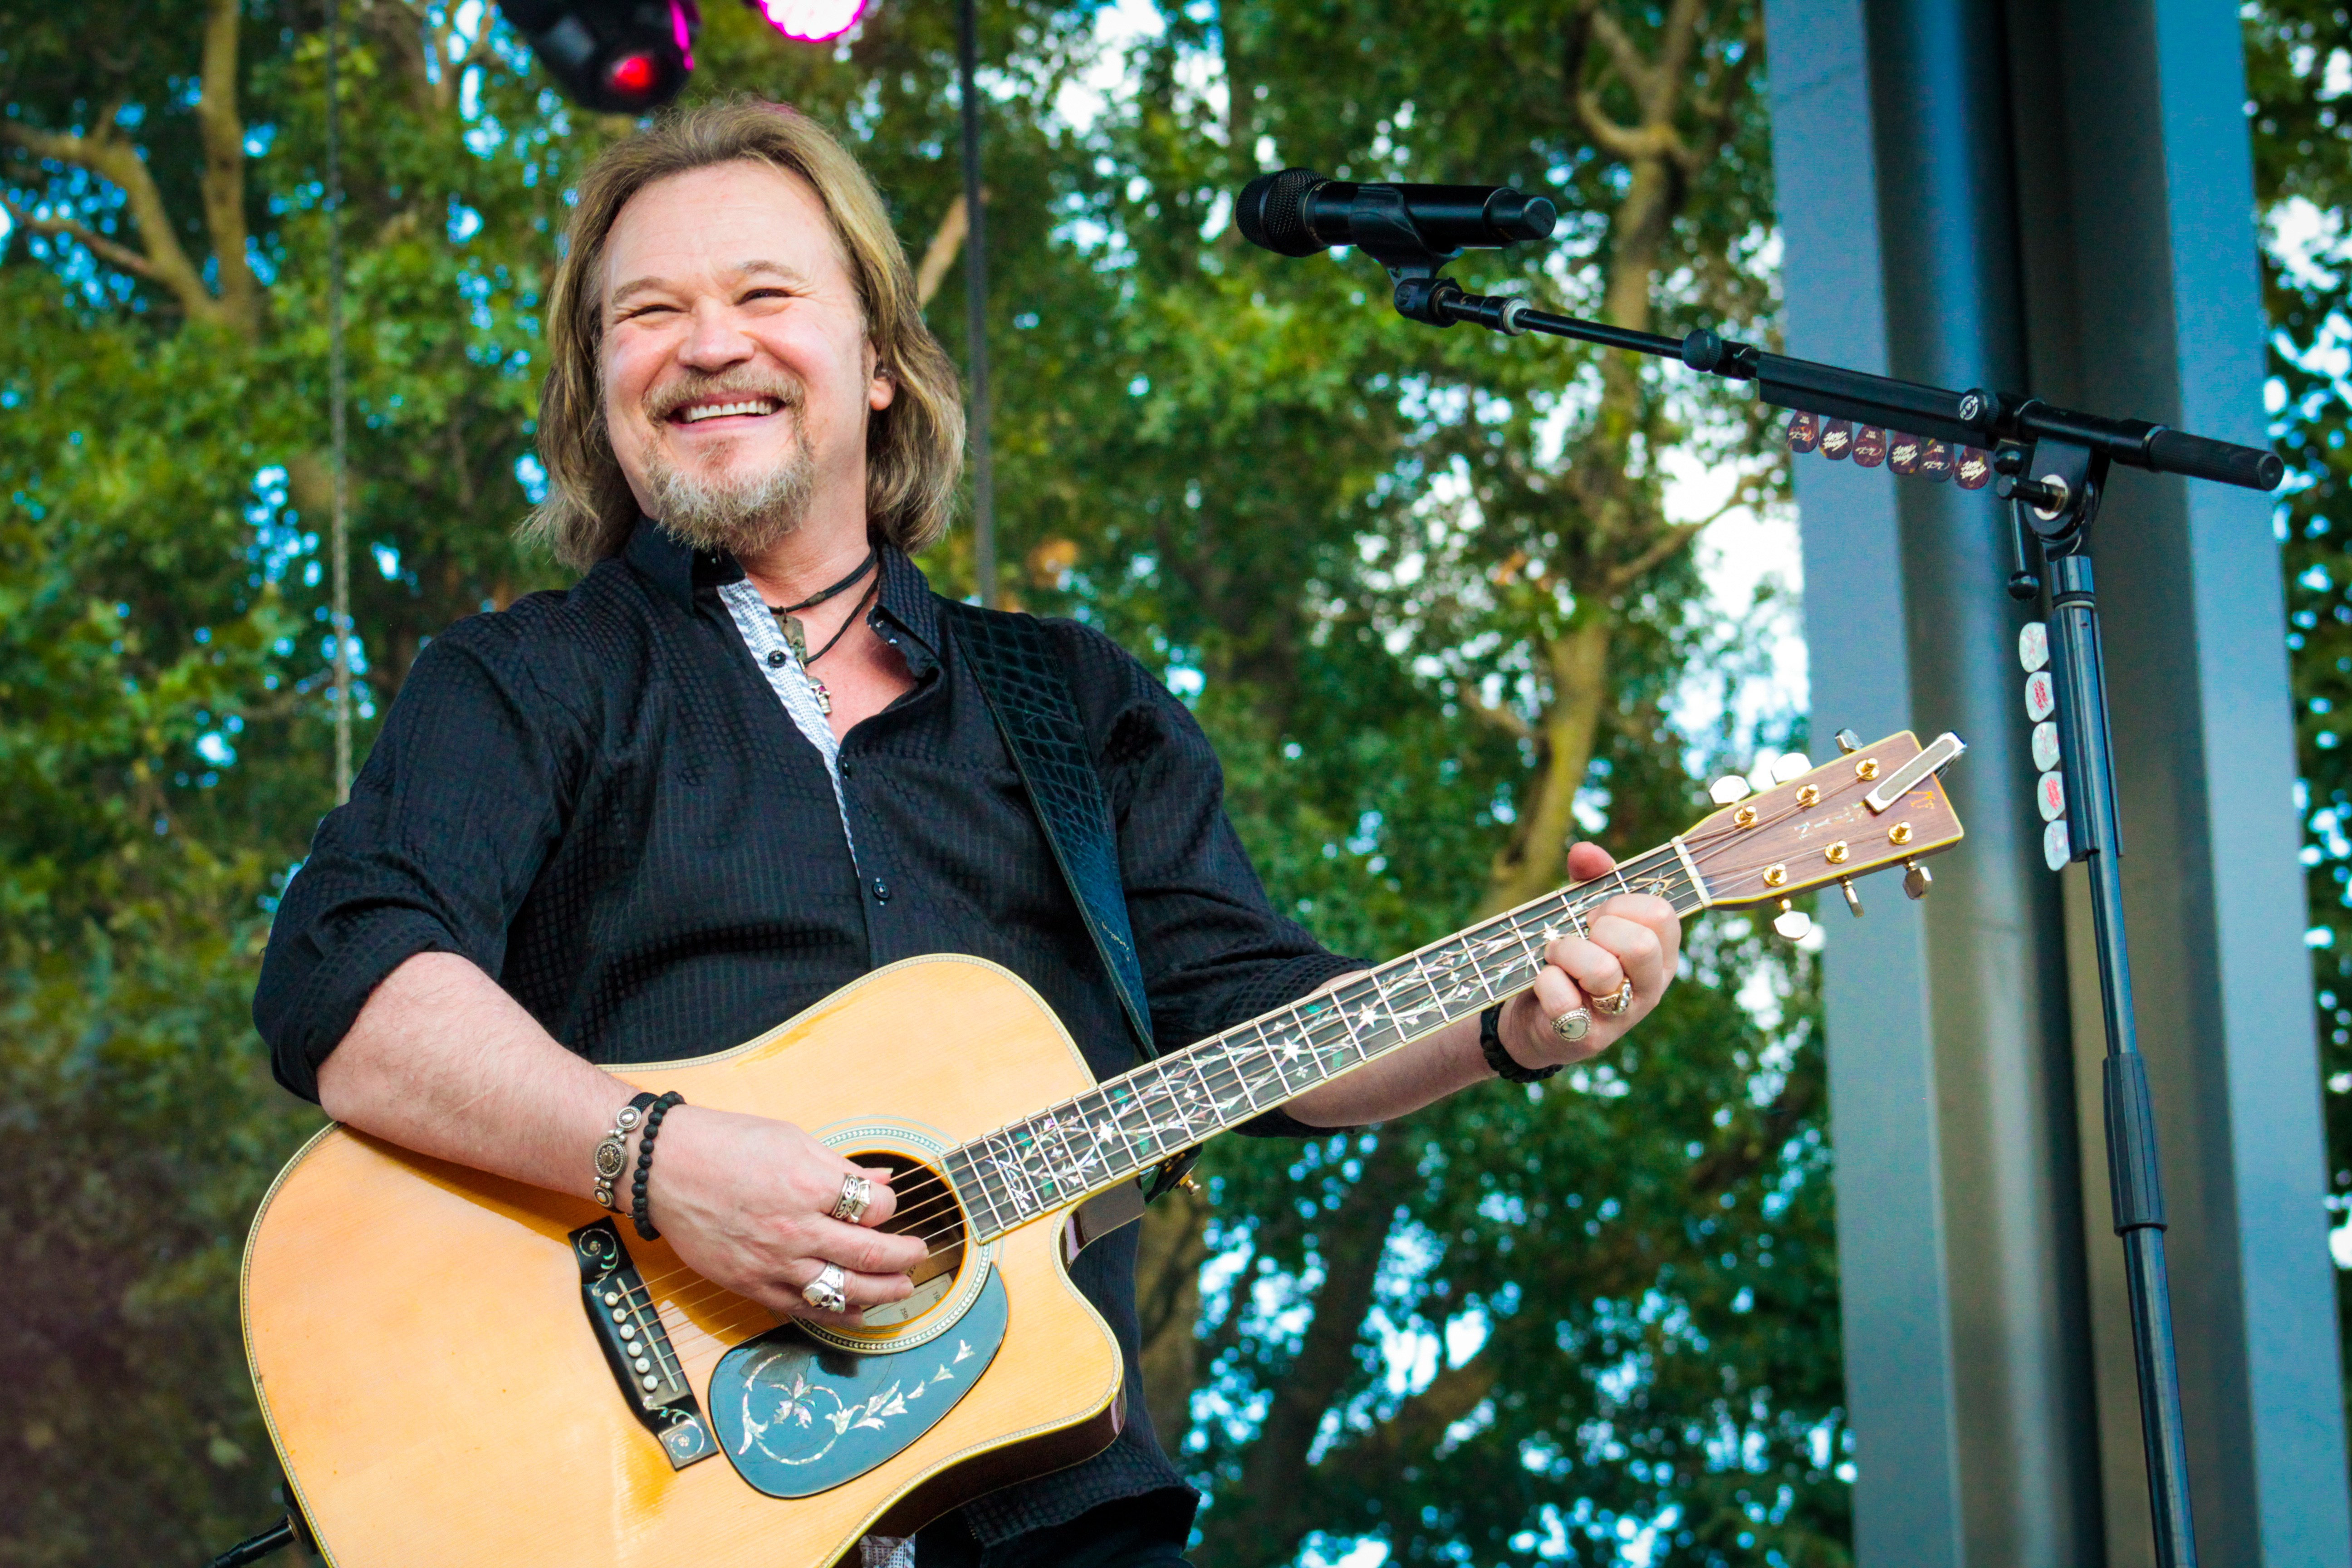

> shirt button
[839,758,854,779]
[871,878,891,904]
[765,649,787,668]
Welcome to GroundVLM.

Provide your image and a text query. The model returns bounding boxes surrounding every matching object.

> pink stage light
[750,0,872,43]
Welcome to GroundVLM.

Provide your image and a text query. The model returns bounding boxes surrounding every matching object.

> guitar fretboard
[941,840,1710,1242]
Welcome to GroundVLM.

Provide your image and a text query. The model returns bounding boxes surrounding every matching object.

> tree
[0,3,1834,1563]
[2245,0,2352,1443]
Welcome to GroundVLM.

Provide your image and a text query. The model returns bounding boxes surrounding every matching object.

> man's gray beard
[641,439,817,559]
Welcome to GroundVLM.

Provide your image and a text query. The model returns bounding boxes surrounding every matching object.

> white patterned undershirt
[715,577,856,857]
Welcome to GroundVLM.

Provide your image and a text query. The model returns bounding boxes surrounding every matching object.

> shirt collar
[872,542,941,657]
[622,515,941,658]
[624,516,740,611]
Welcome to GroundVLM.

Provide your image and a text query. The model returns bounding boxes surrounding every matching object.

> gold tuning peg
[1836,729,1862,755]
[1771,899,1813,941]
[1841,879,1864,917]
[1708,774,1753,805]
[1903,862,1933,900]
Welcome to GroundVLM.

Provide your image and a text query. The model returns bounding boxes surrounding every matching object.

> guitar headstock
[1683,730,1966,911]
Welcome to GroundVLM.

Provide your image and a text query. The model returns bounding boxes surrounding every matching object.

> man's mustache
[642,371,806,424]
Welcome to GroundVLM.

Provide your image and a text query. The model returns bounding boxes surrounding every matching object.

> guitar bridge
[569,1220,716,1470]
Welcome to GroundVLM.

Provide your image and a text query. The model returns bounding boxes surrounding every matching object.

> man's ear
[867,347,896,412]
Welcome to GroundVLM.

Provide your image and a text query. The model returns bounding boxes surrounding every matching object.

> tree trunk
[1198,1132,1414,1566]
[1133,1183,1210,1455]
[1481,614,1613,915]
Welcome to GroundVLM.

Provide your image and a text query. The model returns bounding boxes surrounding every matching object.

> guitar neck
[942,838,1711,1243]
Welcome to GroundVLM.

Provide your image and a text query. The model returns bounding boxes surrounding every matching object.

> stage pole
[956,0,996,607]
[327,0,352,801]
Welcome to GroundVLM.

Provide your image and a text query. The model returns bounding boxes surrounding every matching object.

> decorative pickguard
[710,1268,1008,1498]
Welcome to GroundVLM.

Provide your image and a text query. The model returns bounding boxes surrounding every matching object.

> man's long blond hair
[523,100,964,569]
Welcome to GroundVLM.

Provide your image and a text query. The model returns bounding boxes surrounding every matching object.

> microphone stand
[1350,236,2282,1568]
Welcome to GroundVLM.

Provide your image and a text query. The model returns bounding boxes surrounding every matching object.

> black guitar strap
[938,600,1199,1201]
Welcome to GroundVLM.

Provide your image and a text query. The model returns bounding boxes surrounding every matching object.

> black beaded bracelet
[631,1092,686,1240]
[1479,1002,1563,1083]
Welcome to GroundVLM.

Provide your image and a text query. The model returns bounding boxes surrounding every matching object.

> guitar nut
[1825,842,1849,864]
[1889,822,1913,845]
[1764,864,1787,887]
[1856,758,1881,781]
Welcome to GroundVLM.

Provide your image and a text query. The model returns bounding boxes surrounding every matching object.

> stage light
[747,0,872,44]
[605,51,660,95]
[496,0,701,114]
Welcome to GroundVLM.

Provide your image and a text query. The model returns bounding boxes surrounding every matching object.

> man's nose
[677,299,756,371]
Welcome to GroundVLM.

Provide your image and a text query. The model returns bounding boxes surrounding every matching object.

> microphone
[1235,168,1556,260]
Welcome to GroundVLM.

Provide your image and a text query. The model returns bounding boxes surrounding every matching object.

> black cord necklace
[773,573,878,716]
[804,576,876,668]
[768,547,877,617]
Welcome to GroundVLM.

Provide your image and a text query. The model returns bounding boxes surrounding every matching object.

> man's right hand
[646,1105,929,1329]
[318,954,932,1333]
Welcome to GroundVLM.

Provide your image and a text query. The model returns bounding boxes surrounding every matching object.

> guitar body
[241,955,1125,1568]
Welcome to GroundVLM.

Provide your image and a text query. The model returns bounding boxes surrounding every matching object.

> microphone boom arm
[1420,279,2279,490]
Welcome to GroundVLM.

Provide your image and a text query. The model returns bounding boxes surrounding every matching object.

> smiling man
[253,101,1679,1567]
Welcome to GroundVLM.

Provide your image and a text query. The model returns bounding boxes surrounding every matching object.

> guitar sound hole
[853,1151,966,1330]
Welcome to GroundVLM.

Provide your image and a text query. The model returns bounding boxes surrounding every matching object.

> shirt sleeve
[1053,625,1367,1139]
[252,610,582,1102]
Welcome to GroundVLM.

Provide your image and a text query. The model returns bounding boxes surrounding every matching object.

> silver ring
[1551,1007,1593,1043]
[801,1263,849,1314]
[830,1173,872,1224]
[1593,979,1635,1017]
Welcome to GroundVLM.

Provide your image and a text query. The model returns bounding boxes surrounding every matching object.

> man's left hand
[1495,841,1681,1072]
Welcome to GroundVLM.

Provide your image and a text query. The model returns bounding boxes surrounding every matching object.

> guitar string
[617,805,1873,1323]
[903,836,1725,1246]
[922,844,1706,1245]
[633,850,1712,1328]
[956,806,1881,1241]
[626,867,1734,1334]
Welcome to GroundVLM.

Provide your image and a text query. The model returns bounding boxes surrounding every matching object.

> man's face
[599,160,894,555]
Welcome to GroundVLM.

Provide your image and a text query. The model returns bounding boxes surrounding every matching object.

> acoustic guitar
[240,730,1965,1566]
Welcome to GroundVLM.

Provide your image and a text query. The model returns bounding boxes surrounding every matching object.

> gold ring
[1551,1008,1592,1044]
[1593,979,1635,1017]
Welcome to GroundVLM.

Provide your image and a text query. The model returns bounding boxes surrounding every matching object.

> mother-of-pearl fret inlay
[946,844,1709,1239]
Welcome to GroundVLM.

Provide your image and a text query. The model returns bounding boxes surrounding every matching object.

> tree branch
[914,194,971,308]
[1602,519,1705,594]
[0,121,224,323]
[196,0,260,333]
[1,196,163,281]
[1585,9,1658,105]
[1322,1355,1499,1485]
[1462,683,1537,743]
[1686,15,1768,170]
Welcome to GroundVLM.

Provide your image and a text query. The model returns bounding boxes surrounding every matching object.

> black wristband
[631,1092,686,1240]
[1479,1002,1562,1083]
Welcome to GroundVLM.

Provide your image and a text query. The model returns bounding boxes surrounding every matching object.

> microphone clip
[1342,186,1463,325]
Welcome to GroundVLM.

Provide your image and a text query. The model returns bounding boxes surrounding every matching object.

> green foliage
[2247,0,2352,1441]
[0,3,1830,1564]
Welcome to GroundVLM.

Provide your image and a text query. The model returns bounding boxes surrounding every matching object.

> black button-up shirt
[254,520,1359,1545]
